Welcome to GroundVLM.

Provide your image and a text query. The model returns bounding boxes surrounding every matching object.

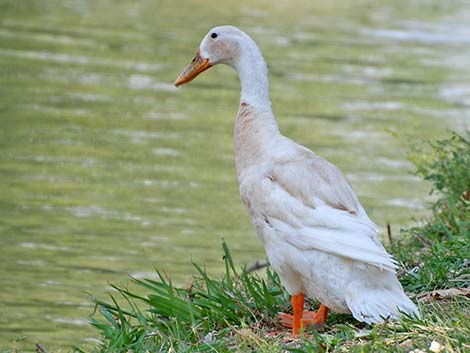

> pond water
[0,0,469,350]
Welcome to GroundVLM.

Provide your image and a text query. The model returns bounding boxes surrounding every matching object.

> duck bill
[174,50,212,87]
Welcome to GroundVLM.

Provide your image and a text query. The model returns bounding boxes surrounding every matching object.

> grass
[76,132,470,353]
[86,252,468,353]
[392,132,470,293]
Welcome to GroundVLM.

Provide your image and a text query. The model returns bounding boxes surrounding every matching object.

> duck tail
[345,278,420,324]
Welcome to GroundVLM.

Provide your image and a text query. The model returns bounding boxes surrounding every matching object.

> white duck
[175,25,419,335]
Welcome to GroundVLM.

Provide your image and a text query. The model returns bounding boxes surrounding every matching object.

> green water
[1,0,469,350]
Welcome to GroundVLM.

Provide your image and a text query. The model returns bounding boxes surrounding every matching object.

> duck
[174,25,419,336]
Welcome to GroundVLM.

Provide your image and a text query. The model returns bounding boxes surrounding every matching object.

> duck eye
[211,32,218,39]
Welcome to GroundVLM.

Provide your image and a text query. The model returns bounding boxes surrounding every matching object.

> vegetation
[81,132,469,353]
[393,132,470,293]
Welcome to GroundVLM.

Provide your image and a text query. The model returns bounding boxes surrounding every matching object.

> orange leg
[314,304,329,324]
[291,293,304,336]
[279,299,330,335]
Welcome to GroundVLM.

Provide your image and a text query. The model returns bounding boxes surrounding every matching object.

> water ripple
[0,48,162,72]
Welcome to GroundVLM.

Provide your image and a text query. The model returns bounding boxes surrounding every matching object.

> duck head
[174,26,245,87]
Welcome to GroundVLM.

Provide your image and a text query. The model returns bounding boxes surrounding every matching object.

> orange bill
[174,50,212,87]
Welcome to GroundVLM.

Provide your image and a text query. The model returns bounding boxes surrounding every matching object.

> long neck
[233,39,272,112]
[232,40,280,178]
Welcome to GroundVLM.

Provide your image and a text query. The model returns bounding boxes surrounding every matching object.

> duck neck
[233,41,272,112]
[232,42,280,177]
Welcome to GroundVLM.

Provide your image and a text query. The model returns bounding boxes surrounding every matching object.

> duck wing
[257,143,397,272]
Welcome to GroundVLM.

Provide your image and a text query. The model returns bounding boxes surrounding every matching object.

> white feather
[345,274,420,323]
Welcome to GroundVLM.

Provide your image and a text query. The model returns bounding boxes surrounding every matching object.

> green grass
[85,249,468,353]
[393,132,470,293]
[77,132,469,353]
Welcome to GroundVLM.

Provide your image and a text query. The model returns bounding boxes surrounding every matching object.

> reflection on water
[0,48,163,72]
[0,0,469,350]
[128,74,177,92]
[363,26,470,45]
[113,129,180,142]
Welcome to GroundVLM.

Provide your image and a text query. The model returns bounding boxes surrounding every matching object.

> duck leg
[311,303,329,324]
[277,293,305,335]
[278,297,329,335]
[292,293,304,335]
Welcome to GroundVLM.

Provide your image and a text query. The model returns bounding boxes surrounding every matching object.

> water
[1,0,469,350]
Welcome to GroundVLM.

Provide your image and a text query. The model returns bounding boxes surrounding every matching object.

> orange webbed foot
[278,311,316,328]
[278,304,329,332]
